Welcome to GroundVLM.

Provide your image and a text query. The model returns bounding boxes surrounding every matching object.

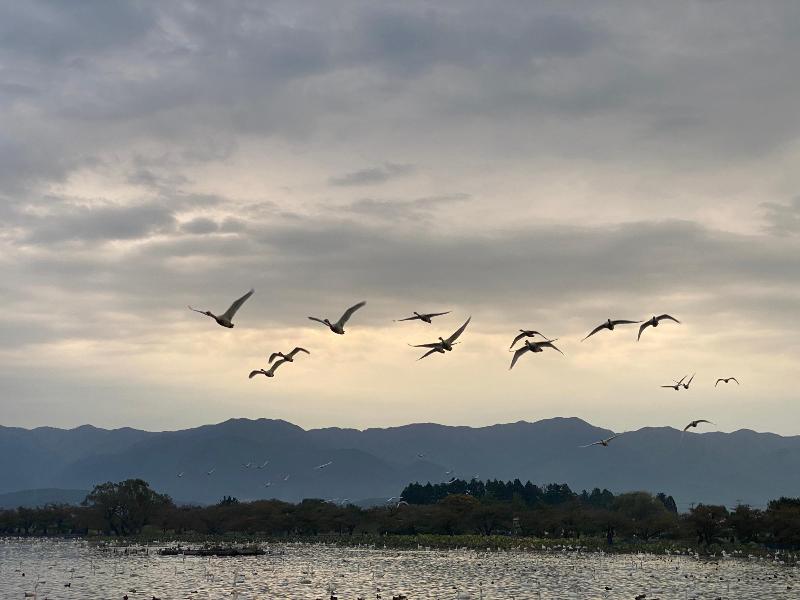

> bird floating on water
[582,318,642,342]
[395,311,451,324]
[716,377,739,387]
[188,288,254,328]
[637,314,680,340]
[509,338,564,370]
[509,329,547,349]
[249,358,287,379]
[683,419,713,432]
[308,301,366,334]
[581,434,619,448]
[269,347,309,363]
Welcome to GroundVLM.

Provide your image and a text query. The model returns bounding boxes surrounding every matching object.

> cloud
[329,163,415,186]
[762,197,800,237]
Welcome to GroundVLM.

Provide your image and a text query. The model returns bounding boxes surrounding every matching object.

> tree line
[1,478,800,549]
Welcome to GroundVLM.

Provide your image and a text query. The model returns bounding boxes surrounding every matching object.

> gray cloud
[329,163,415,186]
[762,197,800,237]
[345,193,471,221]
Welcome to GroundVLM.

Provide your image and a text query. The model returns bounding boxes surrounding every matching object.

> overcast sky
[2,1,799,434]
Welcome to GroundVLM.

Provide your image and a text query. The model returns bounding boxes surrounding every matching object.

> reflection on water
[0,539,796,599]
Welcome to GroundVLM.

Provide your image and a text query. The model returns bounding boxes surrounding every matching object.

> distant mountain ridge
[1,417,798,510]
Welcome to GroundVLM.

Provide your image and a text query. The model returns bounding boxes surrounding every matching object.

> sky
[1,1,799,435]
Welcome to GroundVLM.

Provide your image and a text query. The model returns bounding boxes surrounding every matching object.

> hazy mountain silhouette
[1,417,798,508]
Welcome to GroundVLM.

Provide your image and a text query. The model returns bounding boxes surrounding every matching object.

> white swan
[188,289,254,328]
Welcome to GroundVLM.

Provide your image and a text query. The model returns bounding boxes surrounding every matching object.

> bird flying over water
[411,316,471,360]
[716,377,739,387]
[582,318,642,342]
[308,301,366,334]
[257,460,269,469]
[661,376,687,391]
[249,358,287,379]
[509,330,547,349]
[315,461,333,470]
[637,314,680,340]
[176,472,184,478]
[206,468,215,476]
[509,339,564,370]
[395,311,451,324]
[581,434,619,448]
[188,288,254,328]
[683,419,713,432]
[268,347,309,363]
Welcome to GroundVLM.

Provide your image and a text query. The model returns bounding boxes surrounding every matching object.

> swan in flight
[395,311,451,324]
[176,472,184,478]
[315,461,333,470]
[509,330,547,349]
[581,318,642,342]
[683,419,713,432]
[509,339,564,370]
[249,358,287,379]
[716,377,739,387]
[661,375,687,391]
[308,301,366,334]
[581,434,619,448]
[188,289,254,328]
[411,316,471,360]
[257,460,270,469]
[681,373,696,390]
[241,462,253,469]
[206,468,215,476]
[263,481,272,487]
[637,314,680,340]
[269,347,310,363]
[282,474,290,481]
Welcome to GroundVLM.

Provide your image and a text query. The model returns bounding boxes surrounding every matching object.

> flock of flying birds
[188,289,741,452]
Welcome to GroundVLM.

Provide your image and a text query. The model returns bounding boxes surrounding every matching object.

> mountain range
[1,417,798,510]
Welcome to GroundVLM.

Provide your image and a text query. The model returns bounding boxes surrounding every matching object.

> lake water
[0,539,796,599]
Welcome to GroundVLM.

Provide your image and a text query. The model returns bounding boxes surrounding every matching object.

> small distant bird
[416,452,426,459]
[445,469,454,475]
[581,318,642,342]
[661,376,687,391]
[268,347,310,363]
[411,316,471,360]
[308,301,366,334]
[715,377,739,387]
[446,477,457,484]
[637,314,680,340]
[263,481,272,488]
[316,461,333,470]
[241,462,252,469]
[681,373,696,390]
[581,434,619,448]
[282,474,290,481]
[257,460,270,469]
[206,468,215,476]
[683,419,713,432]
[509,329,547,349]
[509,339,564,370]
[249,358,287,379]
[188,288,254,328]
[176,472,184,478]
[395,311,451,324]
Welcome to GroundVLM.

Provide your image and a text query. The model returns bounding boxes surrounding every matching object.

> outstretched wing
[540,340,564,355]
[424,311,451,319]
[394,315,421,322]
[268,358,288,374]
[604,434,619,444]
[580,440,602,448]
[730,377,739,385]
[268,352,282,363]
[509,346,528,370]
[661,385,676,388]
[336,301,366,328]
[637,321,652,341]
[715,378,722,387]
[445,316,471,344]
[221,289,254,321]
[188,305,208,315]
[417,348,440,361]
[684,373,695,387]
[581,323,607,342]
[509,331,528,349]
[308,316,328,326]
[410,342,442,349]
[611,319,641,326]
[289,347,310,358]
[676,375,687,385]
[248,370,264,379]
[695,419,712,426]
[656,314,680,324]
